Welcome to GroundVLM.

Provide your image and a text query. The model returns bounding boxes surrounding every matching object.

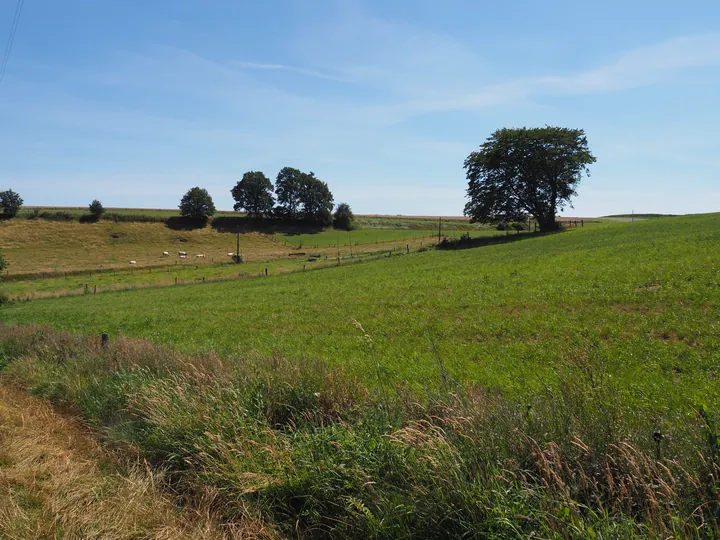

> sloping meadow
[1,214,720,536]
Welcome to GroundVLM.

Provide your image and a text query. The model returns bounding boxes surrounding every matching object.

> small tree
[179,187,216,220]
[231,172,274,217]
[333,202,355,230]
[89,199,105,218]
[464,127,595,232]
[0,189,23,218]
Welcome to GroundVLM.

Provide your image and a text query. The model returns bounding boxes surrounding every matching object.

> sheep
[129,260,137,265]
[178,251,187,257]
[196,254,205,258]
[179,254,188,259]
[162,251,169,257]
[227,252,234,257]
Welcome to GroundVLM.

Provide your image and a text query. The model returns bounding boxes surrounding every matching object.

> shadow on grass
[436,230,564,250]
[165,216,209,231]
[211,216,324,235]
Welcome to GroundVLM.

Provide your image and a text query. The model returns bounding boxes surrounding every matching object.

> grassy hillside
[3,214,718,402]
[1,213,718,536]
[0,219,442,276]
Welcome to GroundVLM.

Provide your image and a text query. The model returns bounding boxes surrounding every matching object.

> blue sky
[1,0,718,216]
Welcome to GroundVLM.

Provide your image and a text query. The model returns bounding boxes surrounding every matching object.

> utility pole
[235,230,240,263]
[438,217,442,243]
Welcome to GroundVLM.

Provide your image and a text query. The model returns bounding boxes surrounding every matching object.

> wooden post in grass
[265,268,268,276]
[101,333,109,349]
[406,244,409,253]
[175,277,178,285]
[94,285,97,294]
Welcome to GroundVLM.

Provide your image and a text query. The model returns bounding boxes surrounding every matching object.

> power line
[0,0,25,88]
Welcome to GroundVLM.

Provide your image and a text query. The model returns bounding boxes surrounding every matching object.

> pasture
[1,212,718,537]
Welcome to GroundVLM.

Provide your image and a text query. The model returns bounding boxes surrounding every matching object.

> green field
[1,213,719,537]
[4,214,718,401]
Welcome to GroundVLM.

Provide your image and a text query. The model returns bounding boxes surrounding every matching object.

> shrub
[0,189,23,218]
[333,203,355,230]
[89,199,105,218]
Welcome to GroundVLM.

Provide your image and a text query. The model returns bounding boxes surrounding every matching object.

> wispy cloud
[235,61,349,82]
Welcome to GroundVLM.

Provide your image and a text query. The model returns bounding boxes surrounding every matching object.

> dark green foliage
[179,187,216,220]
[275,168,334,224]
[231,172,274,217]
[88,199,105,218]
[0,189,23,218]
[333,203,355,230]
[464,127,596,232]
[0,250,6,274]
[274,167,304,218]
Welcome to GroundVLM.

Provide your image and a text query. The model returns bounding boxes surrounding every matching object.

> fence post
[406,244,409,253]
[265,268,268,276]
[101,333,109,349]
[94,285,97,294]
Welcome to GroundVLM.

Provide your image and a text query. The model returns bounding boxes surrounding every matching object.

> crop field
[1,213,719,537]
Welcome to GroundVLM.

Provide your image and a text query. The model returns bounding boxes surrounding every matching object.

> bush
[0,189,23,218]
[333,203,355,230]
[495,221,509,231]
[89,199,105,218]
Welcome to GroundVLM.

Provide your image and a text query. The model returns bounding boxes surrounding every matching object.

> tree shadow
[78,214,99,224]
[211,216,324,235]
[165,216,209,231]
[436,230,564,250]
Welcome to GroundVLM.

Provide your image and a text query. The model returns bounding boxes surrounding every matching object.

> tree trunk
[538,215,560,232]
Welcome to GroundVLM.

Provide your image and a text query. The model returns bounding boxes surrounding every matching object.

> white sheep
[129,260,137,265]
[162,251,169,257]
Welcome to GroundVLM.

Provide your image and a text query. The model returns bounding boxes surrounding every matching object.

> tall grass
[1,325,717,538]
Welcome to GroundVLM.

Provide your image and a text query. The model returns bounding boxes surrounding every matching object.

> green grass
[272,227,496,248]
[2,213,719,537]
[3,214,718,405]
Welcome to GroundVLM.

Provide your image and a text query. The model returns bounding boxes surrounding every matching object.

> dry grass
[0,384,271,539]
[0,219,435,277]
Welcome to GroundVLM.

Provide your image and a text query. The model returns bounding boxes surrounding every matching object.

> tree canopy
[0,189,23,218]
[179,187,216,220]
[275,168,334,224]
[89,199,105,217]
[464,127,596,232]
[231,172,274,217]
[333,202,355,230]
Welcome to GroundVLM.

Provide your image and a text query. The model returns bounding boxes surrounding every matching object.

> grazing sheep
[129,260,137,265]
[178,251,187,257]
[162,251,169,257]
[179,254,188,259]
[196,254,205,258]
[227,252,234,257]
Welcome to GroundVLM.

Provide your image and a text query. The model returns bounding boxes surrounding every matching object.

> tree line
[0,167,356,231]
[180,167,354,229]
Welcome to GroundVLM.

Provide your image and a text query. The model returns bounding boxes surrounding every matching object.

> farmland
[1,212,719,537]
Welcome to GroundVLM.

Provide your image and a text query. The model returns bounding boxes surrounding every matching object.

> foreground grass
[0,384,267,539]
[0,326,717,538]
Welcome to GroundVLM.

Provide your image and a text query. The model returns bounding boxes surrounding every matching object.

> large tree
[299,172,334,224]
[275,168,334,223]
[274,167,305,218]
[179,187,216,220]
[0,189,23,218]
[231,171,274,217]
[464,127,596,232]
